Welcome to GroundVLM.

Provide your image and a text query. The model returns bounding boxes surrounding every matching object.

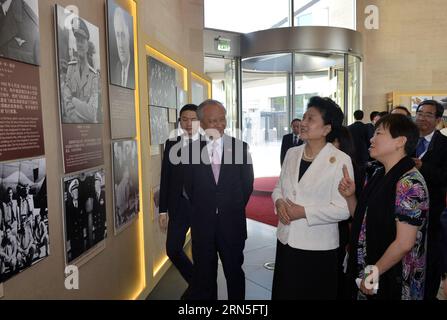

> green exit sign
[216,38,231,52]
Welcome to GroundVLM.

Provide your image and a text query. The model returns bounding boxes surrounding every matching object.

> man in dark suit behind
[280,118,303,166]
[413,100,447,299]
[159,104,198,299]
[185,100,254,300]
[348,110,370,167]
[0,0,39,65]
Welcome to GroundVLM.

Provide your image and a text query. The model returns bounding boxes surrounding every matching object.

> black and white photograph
[62,169,106,264]
[148,56,177,109]
[112,140,139,233]
[0,158,48,284]
[149,105,171,145]
[107,0,135,90]
[55,5,102,124]
[0,0,40,66]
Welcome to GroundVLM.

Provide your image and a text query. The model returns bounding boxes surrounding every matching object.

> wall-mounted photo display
[112,140,139,234]
[55,4,102,124]
[0,0,40,66]
[55,5,104,174]
[0,157,48,284]
[149,105,170,145]
[148,56,177,109]
[106,0,135,90]
[62,168,106,264]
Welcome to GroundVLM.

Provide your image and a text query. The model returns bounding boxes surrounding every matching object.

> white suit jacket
[272,143,354,251]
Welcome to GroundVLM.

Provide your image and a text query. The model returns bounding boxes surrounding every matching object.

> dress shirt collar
[422,130,435,143]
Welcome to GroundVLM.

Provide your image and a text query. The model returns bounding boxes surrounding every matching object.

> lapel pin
[330,156,336,164]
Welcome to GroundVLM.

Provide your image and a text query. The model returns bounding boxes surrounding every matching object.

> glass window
[294,53,345,119]
[205,0,290,33]
[241,53,291,178]
[294,0,356,30]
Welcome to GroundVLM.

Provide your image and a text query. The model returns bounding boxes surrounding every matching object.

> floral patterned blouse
[357,170,429,300]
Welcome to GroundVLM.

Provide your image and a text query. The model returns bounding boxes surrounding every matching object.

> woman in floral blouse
[339,114,429,300]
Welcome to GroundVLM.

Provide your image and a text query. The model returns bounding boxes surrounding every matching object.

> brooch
[329,156,336,164]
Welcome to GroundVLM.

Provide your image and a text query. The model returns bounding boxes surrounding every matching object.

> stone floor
[147,219,446,300]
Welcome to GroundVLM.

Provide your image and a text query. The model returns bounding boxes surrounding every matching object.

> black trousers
[424,231,442,300]
[189,230,245,300]
[272,241,338,300]
[166,197,193,285]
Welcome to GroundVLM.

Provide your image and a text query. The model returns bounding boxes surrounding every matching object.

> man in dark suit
[366,111,379,142]
[111,6,134,89]
[185,100,254,300]
[92,172,106,245]
[413,100,447,299]
[159,104,199,299]
[280,118,303,166]
[0,0,39,65]
[348,110,370,167]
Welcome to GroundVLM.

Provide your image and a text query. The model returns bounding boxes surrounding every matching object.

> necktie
[415,137,428,158]
[211,141,221,184]
[293,136,298,146]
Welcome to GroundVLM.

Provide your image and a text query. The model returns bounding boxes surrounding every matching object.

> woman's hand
[285,199,306,221]
[338,165,356,199]
[275,199,291,225]
[359,278,376,296]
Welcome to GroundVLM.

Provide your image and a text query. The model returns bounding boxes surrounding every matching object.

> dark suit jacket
[159,136,190,218]
[0,0,39,65]
[418,130,447,235]
[185,135,254,245]
[111,59,135,89]
[348,121,370,166]
[280,133,303,166]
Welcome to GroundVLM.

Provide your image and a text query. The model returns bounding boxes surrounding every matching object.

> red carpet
[246,177,279,227]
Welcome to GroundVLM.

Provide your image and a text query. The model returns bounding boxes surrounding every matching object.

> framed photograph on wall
[55,4,102,124]
[112,140,139,234]
[106,0,135,90]
[147,56,177,109]
[62,168,106,264]
[0,157,48,284]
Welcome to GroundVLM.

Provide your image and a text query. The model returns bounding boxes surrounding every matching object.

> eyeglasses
[416,112,436,120]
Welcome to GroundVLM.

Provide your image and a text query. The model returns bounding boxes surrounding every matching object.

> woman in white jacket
[271,97,353,300]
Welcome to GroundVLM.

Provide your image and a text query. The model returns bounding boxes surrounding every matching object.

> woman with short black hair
[339,114,429,300]
[272,96,354,299]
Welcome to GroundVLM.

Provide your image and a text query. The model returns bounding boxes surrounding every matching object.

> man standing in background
[159,104,199,300]
[280,118,303,166]
[413,100,447,299]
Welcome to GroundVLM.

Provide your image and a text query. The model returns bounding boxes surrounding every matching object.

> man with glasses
[413,100,447,299]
